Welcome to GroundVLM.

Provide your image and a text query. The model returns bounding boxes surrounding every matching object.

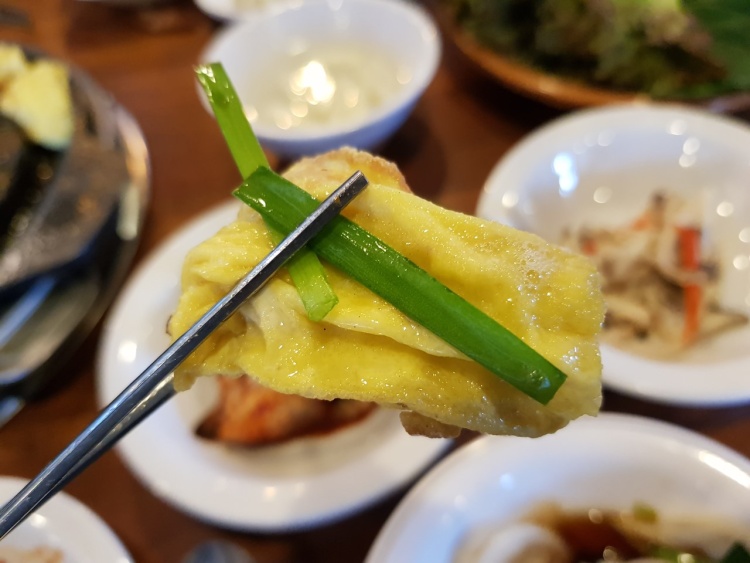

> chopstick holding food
[173,64,605,440]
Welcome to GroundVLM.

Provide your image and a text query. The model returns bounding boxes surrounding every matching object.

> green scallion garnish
[195,63,338,321]
[235,166,568,405]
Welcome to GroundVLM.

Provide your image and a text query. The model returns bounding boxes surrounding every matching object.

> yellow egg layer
[169,148,604,437]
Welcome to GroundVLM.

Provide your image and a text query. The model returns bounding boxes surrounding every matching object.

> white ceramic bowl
[366,413,750,562]
[199,0,441,158]
[475,104,750,406]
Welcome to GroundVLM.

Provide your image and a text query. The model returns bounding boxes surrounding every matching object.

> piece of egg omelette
[168,148,605,438]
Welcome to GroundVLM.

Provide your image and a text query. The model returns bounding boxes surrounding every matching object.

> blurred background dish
[193,0,296,21]
[75,0,176,6]
[0,45,149,422]
[198,0,441,159]
[476,104,750,406]
[0,475,133,562]
[437,0,750,113]
[365,412,750,563]
[96,200,451,532]
[0,45,149,296]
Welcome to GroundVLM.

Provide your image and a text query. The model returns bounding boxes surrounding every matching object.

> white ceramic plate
[366,412,750,562]
[476,104,750,407]
[96,200,450,531]
[0,476,132,562]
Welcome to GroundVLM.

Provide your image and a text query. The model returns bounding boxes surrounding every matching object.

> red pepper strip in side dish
[678,225,702,344]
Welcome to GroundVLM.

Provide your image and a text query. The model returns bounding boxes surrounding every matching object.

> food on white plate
[562,192,748,358]
[169,146,605,439]
[0,546,63,563]
[454,502,750,563]
[196,375,376,447]
[0,43,73,150]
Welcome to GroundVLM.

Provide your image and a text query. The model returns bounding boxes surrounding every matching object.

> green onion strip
[195,63,338,321]
[235,167,568,405]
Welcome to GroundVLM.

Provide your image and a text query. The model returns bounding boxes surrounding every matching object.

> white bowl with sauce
[475,104,750,407]
[366,413,750,562]
[199,0,441,158]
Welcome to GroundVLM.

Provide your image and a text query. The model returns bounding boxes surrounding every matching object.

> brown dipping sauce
[553,510,642,560]
[532,505,715,561]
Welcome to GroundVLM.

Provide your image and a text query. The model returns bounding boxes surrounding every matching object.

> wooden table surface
[1,1,749,562]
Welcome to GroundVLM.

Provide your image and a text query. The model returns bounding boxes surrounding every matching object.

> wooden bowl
[441,9,750,114]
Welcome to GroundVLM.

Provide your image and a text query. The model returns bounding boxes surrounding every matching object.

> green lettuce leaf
[683,0,750,93]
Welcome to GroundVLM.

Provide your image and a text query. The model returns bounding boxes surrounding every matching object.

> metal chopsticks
[0,171,368,540]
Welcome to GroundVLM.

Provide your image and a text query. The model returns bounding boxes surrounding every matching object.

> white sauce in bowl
[244,42,407,132]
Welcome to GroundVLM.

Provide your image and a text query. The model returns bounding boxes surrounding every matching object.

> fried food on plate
[197,375,376,447]
[169,148,604,438]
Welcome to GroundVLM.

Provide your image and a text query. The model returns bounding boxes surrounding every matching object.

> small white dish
[0,476,132,562]
[366,412,750,563]
[194,0,294,21]
[199,0,441,158]
[96,200,450,531]
[476,104,750,407]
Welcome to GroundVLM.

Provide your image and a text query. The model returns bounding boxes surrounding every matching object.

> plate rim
[0,475,133,562]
